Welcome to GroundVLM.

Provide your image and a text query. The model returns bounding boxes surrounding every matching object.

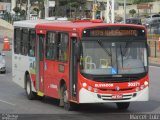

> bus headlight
[144,81,148,86]
[82,82,87,87]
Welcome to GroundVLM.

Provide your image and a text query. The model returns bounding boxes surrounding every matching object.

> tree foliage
[13,6,20,14]
[14,0,87,18]
[54,0,86,18]
[132,0,154,4]
[0,0,11,2]
[129,9,136,17]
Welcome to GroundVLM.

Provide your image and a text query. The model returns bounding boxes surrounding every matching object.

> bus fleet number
[128,82,140,87]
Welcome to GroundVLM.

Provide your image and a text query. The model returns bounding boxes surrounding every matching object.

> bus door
[70,37,78,101]
[36,33,45,95]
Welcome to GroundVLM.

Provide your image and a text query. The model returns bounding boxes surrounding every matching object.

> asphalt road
[0,49,160,120]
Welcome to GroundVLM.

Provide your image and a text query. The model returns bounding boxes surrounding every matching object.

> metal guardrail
[0,14,26,24]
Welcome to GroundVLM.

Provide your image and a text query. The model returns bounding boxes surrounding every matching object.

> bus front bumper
[79,87,149,103]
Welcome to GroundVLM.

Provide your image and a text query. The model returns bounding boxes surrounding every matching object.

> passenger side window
[46,32,56,60]
[57,33,69,62]
[28,30,36,57]
[14,28,21,54]
[21,29,29,55]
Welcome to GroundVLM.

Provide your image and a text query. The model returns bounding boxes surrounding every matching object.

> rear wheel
[0,70,6,74]
[25,75,36,100]
[116,102,130,110]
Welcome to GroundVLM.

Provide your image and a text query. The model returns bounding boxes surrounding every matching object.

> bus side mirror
[147,44,151,57]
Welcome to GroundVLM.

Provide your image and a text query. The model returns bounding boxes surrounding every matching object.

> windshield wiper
[120,45,124,67]
[97,40,112,57]
[120,42,130,68]
[123,42,129,57]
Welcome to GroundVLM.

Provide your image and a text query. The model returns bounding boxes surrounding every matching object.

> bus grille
[96,77,140,82]
[97,93,135,101]
[99,88,134,92]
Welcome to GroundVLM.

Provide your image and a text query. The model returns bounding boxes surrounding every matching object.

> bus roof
[36,20,146,32]
[14,20,146,31]
[13,19,70,28]
[14,20,47,28]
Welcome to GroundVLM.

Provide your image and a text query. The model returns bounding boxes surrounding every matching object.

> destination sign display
[90,30,137,37]
[82,26,146,37]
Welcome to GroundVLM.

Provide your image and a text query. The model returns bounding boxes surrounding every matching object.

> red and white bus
[13,20,149,110]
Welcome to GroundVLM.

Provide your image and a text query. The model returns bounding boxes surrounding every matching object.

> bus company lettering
[50,84,57,89]
[95,83,113,88]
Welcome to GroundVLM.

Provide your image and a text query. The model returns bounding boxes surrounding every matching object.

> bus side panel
[43,60,57,98]
[28,57,37,91]
[52,61,70,99]
[12,54,30,89]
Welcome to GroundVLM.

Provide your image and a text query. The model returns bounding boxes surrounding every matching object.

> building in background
[0,0,11,14]
[8,0,160,21]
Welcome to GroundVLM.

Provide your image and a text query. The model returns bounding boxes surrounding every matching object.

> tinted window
[14,28,21,54]
[57,33,68,62]
[46,32,56,60]
[28,30,36,57]
[21,29,29,55]
[38,35,45,61]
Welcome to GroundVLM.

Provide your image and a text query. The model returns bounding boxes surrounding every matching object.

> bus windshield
[80,40,148,76]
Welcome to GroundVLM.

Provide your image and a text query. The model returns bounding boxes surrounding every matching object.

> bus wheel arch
[24,71,30,89]
[59,79,66,106]
[59,79,75,111]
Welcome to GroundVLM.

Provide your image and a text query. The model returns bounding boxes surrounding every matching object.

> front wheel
[25,75,36,100]
[116,102,130,110]
[61,85,76,111]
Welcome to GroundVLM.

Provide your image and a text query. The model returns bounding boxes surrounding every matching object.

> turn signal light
[82,82,87,87]
[144,81,148,86]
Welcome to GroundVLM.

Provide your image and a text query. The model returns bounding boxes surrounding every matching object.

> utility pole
[92,0,97,20]
[124,0,126,23]
[106,0,115,23]
[45,0,49,18]
[27,0,30,20]
[11,0,16,14]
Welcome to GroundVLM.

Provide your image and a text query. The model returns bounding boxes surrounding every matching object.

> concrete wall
[0,19,13,30]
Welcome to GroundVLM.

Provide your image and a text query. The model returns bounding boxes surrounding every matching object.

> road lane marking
[0,99,15,106]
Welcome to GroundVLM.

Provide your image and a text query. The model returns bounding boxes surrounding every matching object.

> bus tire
[26,75,36,100]
[116,102,130,110]
[62,84,75,111]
